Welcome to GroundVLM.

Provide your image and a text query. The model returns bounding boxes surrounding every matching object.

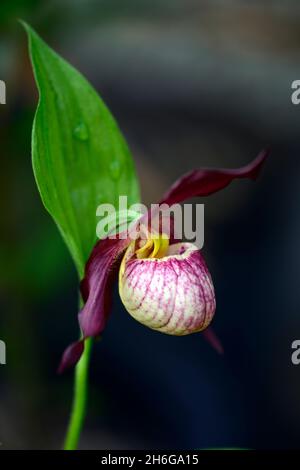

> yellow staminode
[135,232,169,259]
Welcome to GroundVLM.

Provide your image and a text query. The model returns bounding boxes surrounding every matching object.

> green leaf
[23,22,140,277]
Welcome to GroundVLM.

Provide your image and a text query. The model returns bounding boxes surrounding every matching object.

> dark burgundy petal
[58,340,84,374]
[59,236,129,372]
[79,236,129,338]
[159,149,269,206]
[202,327,224,355]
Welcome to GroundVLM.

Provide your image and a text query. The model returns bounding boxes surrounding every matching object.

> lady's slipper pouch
[119,236,215,335]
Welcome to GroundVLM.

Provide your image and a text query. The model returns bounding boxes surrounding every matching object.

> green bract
[23,23,140,277]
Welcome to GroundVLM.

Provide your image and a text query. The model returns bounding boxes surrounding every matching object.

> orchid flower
[59,150,268,373]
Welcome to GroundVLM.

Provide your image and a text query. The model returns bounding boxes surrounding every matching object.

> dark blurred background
[0,0,300,449]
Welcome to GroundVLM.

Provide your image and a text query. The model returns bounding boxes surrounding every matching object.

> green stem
[63,337,93,450]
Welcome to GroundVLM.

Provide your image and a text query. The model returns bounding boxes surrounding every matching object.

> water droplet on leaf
[109,160,122,181]
[73,122,89,141]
